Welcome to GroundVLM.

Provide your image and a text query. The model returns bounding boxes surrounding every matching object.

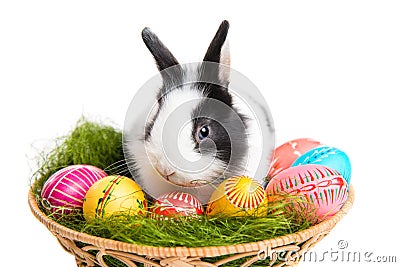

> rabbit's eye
[197,125,210,141]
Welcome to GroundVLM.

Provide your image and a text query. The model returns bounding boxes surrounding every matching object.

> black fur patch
[192,117,231,163]
[191,98,248,178]
[201,82,232,107]
[142,27,179,72]
[144,107,160,141]
[203,20,230,64]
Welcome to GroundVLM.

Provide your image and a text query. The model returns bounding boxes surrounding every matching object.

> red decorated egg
[268,138,322,178]
[265,164,348,222]
[152,191,203,219]
[41,164,108,214]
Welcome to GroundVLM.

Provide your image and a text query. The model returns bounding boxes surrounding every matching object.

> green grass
[46,200,312,248]
[30,116,126,195]
[30,116,314,251]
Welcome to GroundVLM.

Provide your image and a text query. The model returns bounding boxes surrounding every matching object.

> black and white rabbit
[124,20,274,203]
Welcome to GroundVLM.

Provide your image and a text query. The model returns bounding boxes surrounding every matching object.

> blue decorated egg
[291,146,351,185]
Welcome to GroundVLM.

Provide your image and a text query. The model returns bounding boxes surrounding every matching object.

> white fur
[126,76,273,203]
[126,80,228,200]
[125,21,274,203]
[146,88,224,185]
[231,92,266,179]
[228,72,275,184]
[219,40,230,83]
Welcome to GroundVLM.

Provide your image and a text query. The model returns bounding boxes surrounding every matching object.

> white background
[1,1,399,266]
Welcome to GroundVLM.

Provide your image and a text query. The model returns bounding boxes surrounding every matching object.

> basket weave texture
[28,186,354,267]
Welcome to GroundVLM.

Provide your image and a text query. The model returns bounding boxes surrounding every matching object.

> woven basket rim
[28,185,354,258]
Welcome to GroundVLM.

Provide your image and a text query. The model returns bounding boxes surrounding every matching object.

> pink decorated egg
[268,138,322,178]
[151,191,203,219]
[41,164,108,214]
[265,164,348,222]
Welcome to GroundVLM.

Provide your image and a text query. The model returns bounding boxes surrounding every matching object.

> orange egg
[206,176,267,217]
[268,138,321,178]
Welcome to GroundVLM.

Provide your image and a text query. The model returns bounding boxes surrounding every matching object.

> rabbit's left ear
[142,27,182,76]
[203,20,230,84]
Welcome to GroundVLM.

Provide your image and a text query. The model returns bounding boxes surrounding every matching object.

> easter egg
[266,164,348,221]
[206,176,267,217]
[291,146,351,185]
[83,175,147,219]
[41,164,108,214]
[151,191,203,219]
[268,138,322,178]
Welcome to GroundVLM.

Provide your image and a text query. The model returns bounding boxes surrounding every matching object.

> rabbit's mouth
[156,169,208,187]
[165,175,204,187]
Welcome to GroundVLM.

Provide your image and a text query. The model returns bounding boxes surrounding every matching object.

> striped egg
[206,176,268,217]
[291,146,352,185]
[151,191,203,219]
[266,164,348,222]
[41,164,107,214]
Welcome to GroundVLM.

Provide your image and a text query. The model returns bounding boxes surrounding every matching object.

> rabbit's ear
[203,20,230,84]
[142,27,180,72]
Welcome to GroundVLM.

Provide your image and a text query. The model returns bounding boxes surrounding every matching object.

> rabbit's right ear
[202,20,230,85]
[203,20,230,66]
[142,27,180,73]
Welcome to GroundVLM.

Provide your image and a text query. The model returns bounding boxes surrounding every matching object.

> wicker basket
[28,186,354,267]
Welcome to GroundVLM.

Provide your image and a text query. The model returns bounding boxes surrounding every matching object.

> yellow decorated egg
[83,175,147,219]
[206,176,267,217]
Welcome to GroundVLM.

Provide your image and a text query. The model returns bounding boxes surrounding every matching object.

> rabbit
[123,20,275,204]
